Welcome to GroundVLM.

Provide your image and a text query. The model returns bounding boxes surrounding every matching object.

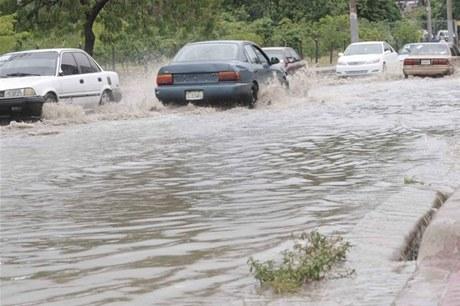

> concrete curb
[393,190,460,306]
[311,66,335,75]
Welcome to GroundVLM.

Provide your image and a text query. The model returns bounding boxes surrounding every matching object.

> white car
[336,41,399,77]
[0,48,121,118]
[436,30,456,42]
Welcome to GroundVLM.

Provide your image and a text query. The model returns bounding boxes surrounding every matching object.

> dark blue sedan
[155,40,285,107]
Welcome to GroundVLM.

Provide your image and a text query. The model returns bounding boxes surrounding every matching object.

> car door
[287,48,305,72]
[384,43,399,69]
[248,44,272,83]
[244,45,263,84]
[59,52,85,105]
[72,51,102,107]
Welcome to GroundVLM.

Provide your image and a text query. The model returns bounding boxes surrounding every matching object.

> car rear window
[0,51,58,77]
[173,43,239,62]
[410,44,450,56]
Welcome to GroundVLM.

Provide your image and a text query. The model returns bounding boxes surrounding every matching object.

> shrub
[248,231,352,294]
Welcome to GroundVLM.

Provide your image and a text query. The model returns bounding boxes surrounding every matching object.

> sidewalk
[394,190,460,306]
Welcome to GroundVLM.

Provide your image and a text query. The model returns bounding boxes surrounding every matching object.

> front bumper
[155,83,252,106]
[403,65,453,76]
[0,96,45,118]
[336,62,383,76]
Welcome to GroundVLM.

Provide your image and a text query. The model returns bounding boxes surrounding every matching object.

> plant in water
[404,176,425,185]
[248,231,352,294]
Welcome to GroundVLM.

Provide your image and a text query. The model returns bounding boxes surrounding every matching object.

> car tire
[247,84,258,109]
[99,90,113,105]
[44,92,58,103]
[404,73,408,79]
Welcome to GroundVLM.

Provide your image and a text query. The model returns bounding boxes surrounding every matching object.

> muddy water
[1,74,460,305]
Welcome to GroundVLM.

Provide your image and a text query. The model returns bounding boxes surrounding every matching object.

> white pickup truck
[0,48,122,119]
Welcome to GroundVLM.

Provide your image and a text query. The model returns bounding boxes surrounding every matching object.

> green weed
[248,231,352,294]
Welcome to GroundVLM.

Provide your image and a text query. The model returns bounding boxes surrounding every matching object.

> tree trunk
[349,0,359,43]
[81,0,111,55]
[447,0,454,43]
[426,0,433,41]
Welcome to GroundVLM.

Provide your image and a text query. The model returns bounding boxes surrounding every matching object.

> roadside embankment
[394,190,460,306]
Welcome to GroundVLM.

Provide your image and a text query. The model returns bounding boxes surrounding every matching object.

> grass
[248,231,352,294]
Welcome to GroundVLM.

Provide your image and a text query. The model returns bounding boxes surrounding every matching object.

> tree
[349,0,359,42]
[317,15,350,63]
[392,19,422,49]
[0,14,17,54]
[81,0,112,55]
[3,0,112,55]
[358,0,402,22]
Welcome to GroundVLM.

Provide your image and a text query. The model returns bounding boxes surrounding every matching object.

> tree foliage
[0,0,437,64]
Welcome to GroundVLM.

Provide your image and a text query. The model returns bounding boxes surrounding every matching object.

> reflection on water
[1,76,460,305]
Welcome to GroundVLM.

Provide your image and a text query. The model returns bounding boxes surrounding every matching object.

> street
[1,73,460,305]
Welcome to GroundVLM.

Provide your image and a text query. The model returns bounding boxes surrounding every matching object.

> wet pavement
[1,73,460,305]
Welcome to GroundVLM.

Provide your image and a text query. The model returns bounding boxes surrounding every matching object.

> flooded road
[1,74,460,305]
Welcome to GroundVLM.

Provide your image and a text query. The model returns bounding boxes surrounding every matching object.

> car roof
[349,41,385,45]
[5,48,87,55]
[262,47,289,50]
[186,40,256,46]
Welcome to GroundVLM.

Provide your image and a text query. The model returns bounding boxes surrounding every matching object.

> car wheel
[99,90,113,105]
[248,84,258,109]
[404,73,408,79]
[44,92,58,103]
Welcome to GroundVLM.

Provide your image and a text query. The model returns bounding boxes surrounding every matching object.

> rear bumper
[403,65,453,76]
[155,82,252,105]
[0,96,45,118]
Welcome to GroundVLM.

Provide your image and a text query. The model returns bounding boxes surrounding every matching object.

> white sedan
[0,48,121,118]
[336,41,399,77]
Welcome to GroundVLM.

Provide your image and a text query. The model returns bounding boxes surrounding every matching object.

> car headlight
[4,87,36,98]
[366,59,380,64]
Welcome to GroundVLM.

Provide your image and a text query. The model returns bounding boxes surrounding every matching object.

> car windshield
[410,44,450,55]
[0,51,58,77]
[399,44,415,55]
[263,50,285,60]
[173,43,239,62]
[344,44,382,55]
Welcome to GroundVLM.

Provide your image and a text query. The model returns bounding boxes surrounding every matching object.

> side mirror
[338,52,344,57]
[270,57,280,65]
[58,68,64,76]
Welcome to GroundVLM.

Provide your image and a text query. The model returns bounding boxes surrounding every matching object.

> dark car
[262,47,306,74]
[155,40,286,108]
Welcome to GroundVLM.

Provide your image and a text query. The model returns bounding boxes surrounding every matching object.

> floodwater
[1,71,460,305]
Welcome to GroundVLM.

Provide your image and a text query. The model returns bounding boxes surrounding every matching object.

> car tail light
[157,73,173,86]
[404,59,418,65]
[218,71,240,82]
[432,59,449,65]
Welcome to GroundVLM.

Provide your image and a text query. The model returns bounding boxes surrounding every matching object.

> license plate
[421,60,431,65]
[185,90,204,101]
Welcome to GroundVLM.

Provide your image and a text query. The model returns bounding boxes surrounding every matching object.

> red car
[262,47,306,74]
